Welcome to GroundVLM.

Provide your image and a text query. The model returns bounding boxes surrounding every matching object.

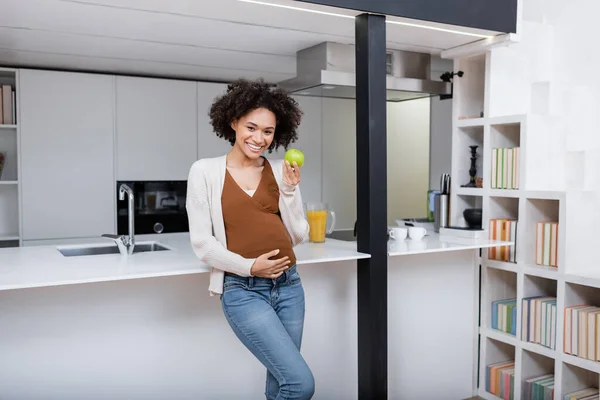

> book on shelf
[563,387,599,400]
[492,298,517,335]
[491,147,520,189]
[0,84,16,125]
[486,360,515,400]
[521,296,557,350]
[564,305,600,360]
[522,374,554,400]
[489,218,518,262]
[536,222,558,267]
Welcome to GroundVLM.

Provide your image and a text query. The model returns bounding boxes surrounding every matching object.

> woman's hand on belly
[250,249,291,279]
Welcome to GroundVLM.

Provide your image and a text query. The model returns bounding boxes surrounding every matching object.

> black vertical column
[355,13,388,400]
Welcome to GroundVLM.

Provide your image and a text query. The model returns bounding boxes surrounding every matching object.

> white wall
[429,57,454,191]
[322,97,432,229]
[321,98,357,230]
[271,95,323,205]
[387,98,431,221]
[429,95,453,191]
[486,0,600,193]
[481,0,600,267]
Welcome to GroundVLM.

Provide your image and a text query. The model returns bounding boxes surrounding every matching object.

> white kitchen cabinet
[196,81,231,159]
[19,70,115,240]
[116,76,197,181]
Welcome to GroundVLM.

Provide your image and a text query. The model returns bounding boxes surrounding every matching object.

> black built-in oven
[116,181,189,235]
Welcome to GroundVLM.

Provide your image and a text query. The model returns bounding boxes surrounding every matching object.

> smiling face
[230,107,276,160]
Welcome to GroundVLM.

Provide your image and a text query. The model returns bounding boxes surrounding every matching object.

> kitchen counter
[0,230,510,291]
[388,232,512,256]
[0,233,370,291]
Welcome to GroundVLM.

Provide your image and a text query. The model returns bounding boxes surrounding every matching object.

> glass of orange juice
[305,202,336,243]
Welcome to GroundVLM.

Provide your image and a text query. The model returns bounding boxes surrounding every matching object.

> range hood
[277,42,451,102]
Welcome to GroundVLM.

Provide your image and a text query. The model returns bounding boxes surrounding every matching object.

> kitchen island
[0,232,510,399]
[387,233,511,400]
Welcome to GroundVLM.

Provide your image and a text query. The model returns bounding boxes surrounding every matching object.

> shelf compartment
[0,71,17,126]
[485,259,518,274]
[564,283,600,362]
[0,184,18,238]
[456,117,485,128]
[523,198,560,269]
[0,233,18,241]
[481,326,518,347]
[455,187,484,197]
[521,340,556,360]
[488,188,520,198]
[521,275,558,350]
[0,126,18,181]
[476,390,503,400]
[0,239,19,248]
[490,120,521,150]
[483,338,516,400]
[489,196,520,220]
[487,196,519,264]
[482,268,517,333]
[566,273,600,291]
[454,125,484,190]
[521,350,555,400]
[563,353,600,375]
[561,362,599,399]
[456,54,486,120]
[450,194,483,228]
[490,121,521,191]
[521,263,559,280]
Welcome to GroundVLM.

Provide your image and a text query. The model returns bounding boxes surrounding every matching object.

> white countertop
[388,233,512,256]
[0,231,511,292]
[0,233,370,291]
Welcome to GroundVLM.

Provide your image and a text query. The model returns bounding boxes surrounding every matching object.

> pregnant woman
[186,79,314,400]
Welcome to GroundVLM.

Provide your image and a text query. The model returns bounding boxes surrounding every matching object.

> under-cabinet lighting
[385,20,493,38]
[237,0,354,18]
[237,0,494,39]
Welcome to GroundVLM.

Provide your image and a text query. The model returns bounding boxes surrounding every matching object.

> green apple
[284,148,305,168]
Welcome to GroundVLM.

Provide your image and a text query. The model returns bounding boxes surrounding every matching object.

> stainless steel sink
[57,242,170,257]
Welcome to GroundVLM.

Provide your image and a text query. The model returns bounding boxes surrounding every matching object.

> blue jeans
[221,265,315,400]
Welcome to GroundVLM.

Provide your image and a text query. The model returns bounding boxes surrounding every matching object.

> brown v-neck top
[221,159,296,270]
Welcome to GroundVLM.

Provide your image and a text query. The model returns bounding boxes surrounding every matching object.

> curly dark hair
[209,78,303,153]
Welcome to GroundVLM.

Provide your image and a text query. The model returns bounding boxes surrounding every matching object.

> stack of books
[522,296,557,350]
[489,218,518,262]
[0,84,16,125]
[536,222,559,268]
[492,298,517,335]
[491,147,520,189]
[564,305,600,360]
[486,360,515,400]
[523,374,554,400]
[563,388,599,399]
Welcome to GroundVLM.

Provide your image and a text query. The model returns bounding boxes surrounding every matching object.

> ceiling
[0,0,502,84]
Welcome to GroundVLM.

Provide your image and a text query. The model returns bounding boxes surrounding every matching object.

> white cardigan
[185,155,310,296]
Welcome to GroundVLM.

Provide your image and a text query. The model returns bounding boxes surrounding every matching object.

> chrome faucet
[101,183,135,255]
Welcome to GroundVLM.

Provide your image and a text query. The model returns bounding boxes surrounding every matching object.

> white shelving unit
[450,52,600,400]
[0,67,20,248]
